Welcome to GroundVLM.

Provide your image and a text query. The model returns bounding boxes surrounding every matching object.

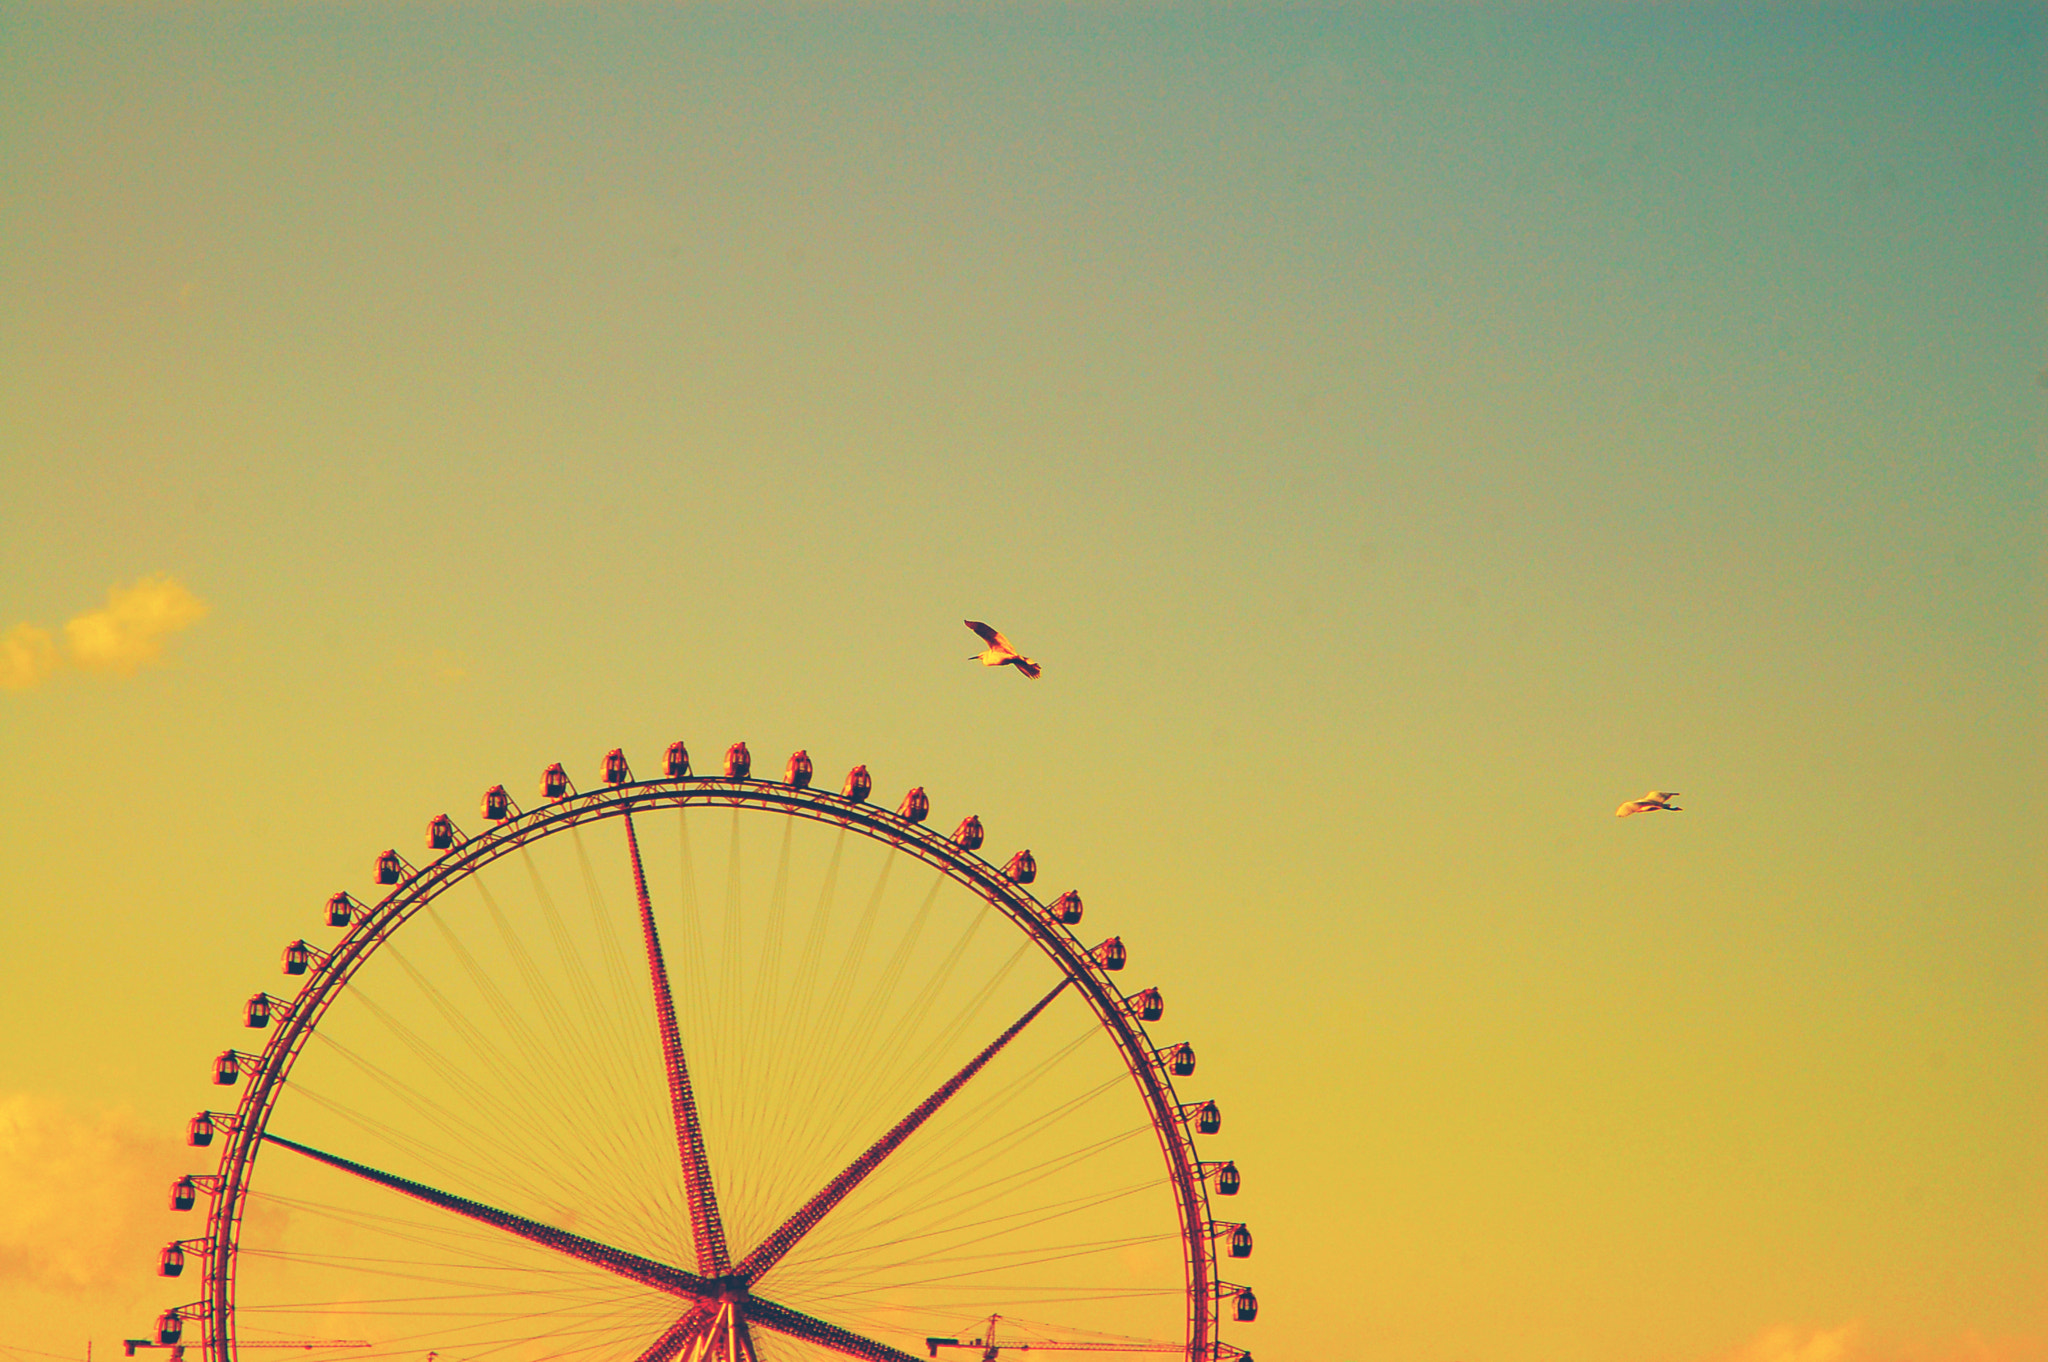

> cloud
[0,1092,186,1292]
[1925,1336,2048,1362]
[2,575,209,691]
[63,575,210,675]
[0,624,60,691]
[1709,1323,2048,1362]
[1722,1324,1865,1362]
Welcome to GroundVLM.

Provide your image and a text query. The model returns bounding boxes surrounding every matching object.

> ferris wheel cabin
[842,764,873,801]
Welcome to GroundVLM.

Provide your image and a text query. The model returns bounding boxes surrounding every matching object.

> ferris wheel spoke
[743,1295,927,1362]
[735,978,1072,1287]
[623,809,734,1277]
[260,1132,714,1302]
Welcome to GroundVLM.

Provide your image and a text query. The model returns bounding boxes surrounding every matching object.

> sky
[1,4,2043,1362]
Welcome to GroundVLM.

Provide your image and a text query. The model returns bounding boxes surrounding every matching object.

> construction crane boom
[925,1317,1181,1360]
[124,1343,369,1358]
[927,1345,1180,1354]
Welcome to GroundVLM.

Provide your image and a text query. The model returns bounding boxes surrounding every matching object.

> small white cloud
[63,574,210,676]
[4,576,210,693]
[1703,1324,1862,1362]
[1710,1323,2048,1362]
[0,623,60,691]
[1723,1324,1862,1362]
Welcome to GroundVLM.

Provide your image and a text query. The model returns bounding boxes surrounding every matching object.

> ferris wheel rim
[168,763,1247,1362]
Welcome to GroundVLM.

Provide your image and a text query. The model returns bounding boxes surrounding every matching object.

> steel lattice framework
[152,748,1255,1362]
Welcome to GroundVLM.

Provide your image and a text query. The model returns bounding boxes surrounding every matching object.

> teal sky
[2,6,2042,1362]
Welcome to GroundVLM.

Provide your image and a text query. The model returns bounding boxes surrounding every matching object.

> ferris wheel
[144,742,1257,1362]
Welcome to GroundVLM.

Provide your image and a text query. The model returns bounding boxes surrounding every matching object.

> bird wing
[1013,657,1042,679]
[965,620,1007,649]
[1646,790,1680,800]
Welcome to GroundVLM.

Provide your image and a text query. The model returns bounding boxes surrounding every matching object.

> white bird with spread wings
[964,620,1041,679]
[1616,791,1682,817]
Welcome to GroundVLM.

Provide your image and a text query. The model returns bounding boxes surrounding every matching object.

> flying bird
[964,620,1041,679]
[1616,791,1682,817]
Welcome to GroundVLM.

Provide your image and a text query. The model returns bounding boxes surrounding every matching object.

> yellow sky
[1,7,2042,1362]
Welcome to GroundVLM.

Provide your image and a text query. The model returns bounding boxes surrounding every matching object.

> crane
[123,1343,369,1361]
[925,1318,1182,1361]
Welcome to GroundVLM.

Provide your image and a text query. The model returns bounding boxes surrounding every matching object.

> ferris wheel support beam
[622,808,733,1277]
[258,1133,714,1300]
[633,1300,719,1362]
[745,1295,930,1362]
[261,1130,924,1362]
[734,975,1072,1285]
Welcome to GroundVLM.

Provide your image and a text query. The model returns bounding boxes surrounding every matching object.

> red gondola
[842,765,872,802]
[187,1113,215,1148]
[1003,850,1036,884]
[157,1311,183,1346]
[542,762,570,799]
[170,1176,198,1211]
[1050,890,1083,925]
[1197,1100,1221,1135]
[603,748,630,785]
[282,939,313,976]
[1136,987,1165,1021]
[1215,1161,1241,1195]
[214,1051,240,1086]
[1094,936,1126,971]
[899,787,930,823]
[482,784,512,821]
[427,814,457,850]
[952,815,984,850]
[1229,1224,1254,1258]
[245,994,271,1028]
[665,741,691,778]
[725,742,751,779]
[159,1243,185,1278]
[1234,1289,1258,1322]
[375,849,404,884]
[786,750,813,787]
[1168,1043,1196,1076]
[326,892,353,927]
